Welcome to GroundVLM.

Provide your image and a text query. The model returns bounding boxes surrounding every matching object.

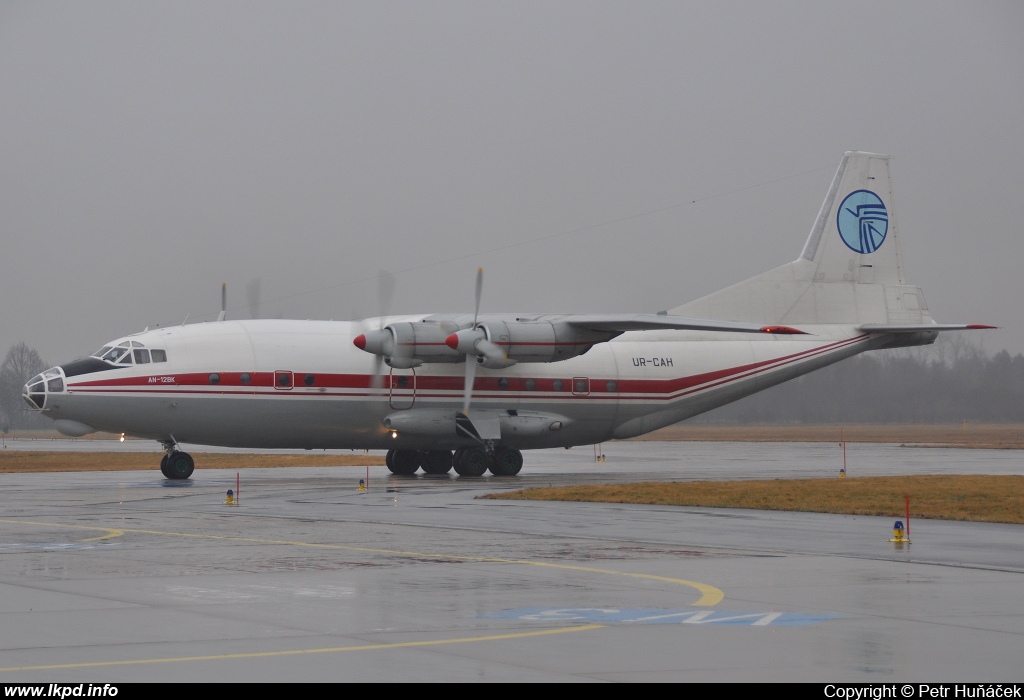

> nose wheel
[160,440,195,480]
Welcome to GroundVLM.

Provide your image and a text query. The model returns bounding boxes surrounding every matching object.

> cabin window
[151,350,167,362]
[497,378,509,390]
[552,379,564,391]
[524,378,536,391]
[606,380,617,392]
[133,349,150,364]
[209,373,220,385]
[240,372,251,384]
[277,373,292,388]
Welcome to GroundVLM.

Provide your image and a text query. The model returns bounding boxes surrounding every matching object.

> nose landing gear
[160,439,194,480]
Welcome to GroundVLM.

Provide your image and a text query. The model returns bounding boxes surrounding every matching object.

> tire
[489,447,523,476]
[385,448,397,473]
[390,449,420,476]
[453,446,488,477]
[420,450,453,475]
[160,454,171,478]
[164,451,194,480]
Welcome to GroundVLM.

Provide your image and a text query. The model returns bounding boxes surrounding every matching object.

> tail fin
[671,152,932,325]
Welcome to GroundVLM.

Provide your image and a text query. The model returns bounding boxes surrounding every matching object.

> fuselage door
[572,377,591,396]
[389,368,416,410]
[274,370,294,391]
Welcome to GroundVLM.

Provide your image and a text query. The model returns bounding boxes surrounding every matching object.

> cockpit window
[101,348,124,362]
[92,340,166,365]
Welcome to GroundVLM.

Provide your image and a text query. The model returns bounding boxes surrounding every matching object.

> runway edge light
[889,496,911,543]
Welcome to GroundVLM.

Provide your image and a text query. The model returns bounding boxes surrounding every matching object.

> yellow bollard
[358,479,366,492]
[224,489,236,506]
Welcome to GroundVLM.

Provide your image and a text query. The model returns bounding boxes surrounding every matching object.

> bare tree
[0,342,49,431]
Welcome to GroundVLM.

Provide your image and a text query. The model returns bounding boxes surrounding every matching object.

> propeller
[368,270,395,389]
[461,268,483,413]
[246,278,262,320]
[216,283,227,321]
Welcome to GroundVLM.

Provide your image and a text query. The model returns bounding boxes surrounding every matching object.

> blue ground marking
[478,607,844,626]
[0,543,114,551]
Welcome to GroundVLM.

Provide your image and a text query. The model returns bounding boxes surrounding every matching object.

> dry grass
[0,451,384,473]
[485,475,1024,524]
[634,424,1024,449]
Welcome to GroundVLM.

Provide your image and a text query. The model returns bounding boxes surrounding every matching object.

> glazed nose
[23,375,45,410]
[22,369,65,411]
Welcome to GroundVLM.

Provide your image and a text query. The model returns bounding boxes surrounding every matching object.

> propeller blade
[246,278,261,320]
[462,355,477,413]
[377,270,395,329]
[472,267,483,326]
[370,355,386,390]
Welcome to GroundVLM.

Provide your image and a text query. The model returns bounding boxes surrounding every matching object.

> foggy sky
[2,1,1021,367]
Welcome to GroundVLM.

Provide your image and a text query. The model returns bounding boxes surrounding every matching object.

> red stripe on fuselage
[65,336,867,401]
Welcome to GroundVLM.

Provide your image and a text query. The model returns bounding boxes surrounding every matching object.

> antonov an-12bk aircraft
[24,152,991,479]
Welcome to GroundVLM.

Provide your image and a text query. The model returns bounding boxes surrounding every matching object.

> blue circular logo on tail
[837,190,888,254]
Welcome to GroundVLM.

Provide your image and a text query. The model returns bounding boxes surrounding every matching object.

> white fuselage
[39,318,888,450]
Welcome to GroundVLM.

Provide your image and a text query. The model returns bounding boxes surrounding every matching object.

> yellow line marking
[0,519,724,606]
[0,624,605,672]
[79,528,124,543]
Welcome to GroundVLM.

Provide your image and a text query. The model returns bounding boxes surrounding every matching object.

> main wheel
[160,454,170,478]
[164,451,194,480]
[489,447,523,476]
[385,448,397,473]
[453,446,488,477]
[390,449,420,476]
[420,450,453,475]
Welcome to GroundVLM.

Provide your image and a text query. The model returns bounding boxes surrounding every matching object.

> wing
[858,323,996,333]
[563,314,807,335]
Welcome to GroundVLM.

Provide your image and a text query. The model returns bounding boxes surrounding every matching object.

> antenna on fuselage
[217,283,227,322]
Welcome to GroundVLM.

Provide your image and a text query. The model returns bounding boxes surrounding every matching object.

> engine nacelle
[354,320,463,366]
[446,320,614,364]
[383,408,570,439]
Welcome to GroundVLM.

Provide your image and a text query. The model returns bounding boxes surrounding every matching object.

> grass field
[635,424,1024,448]
[0,451,385,473]
[484,475,1024,524]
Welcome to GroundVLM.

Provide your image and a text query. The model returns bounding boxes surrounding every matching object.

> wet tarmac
[0,441,1021,681]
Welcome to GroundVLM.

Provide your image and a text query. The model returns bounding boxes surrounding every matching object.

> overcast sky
[2,1,1021,366]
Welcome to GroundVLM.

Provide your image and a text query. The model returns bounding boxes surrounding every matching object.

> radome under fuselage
[36,317,895,450]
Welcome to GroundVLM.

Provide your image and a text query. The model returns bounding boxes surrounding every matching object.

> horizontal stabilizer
[858,323,997,333]
[565,314,808,335]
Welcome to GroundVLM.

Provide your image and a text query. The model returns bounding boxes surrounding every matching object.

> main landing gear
[160,440,194,480]
[385,446,523,477]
